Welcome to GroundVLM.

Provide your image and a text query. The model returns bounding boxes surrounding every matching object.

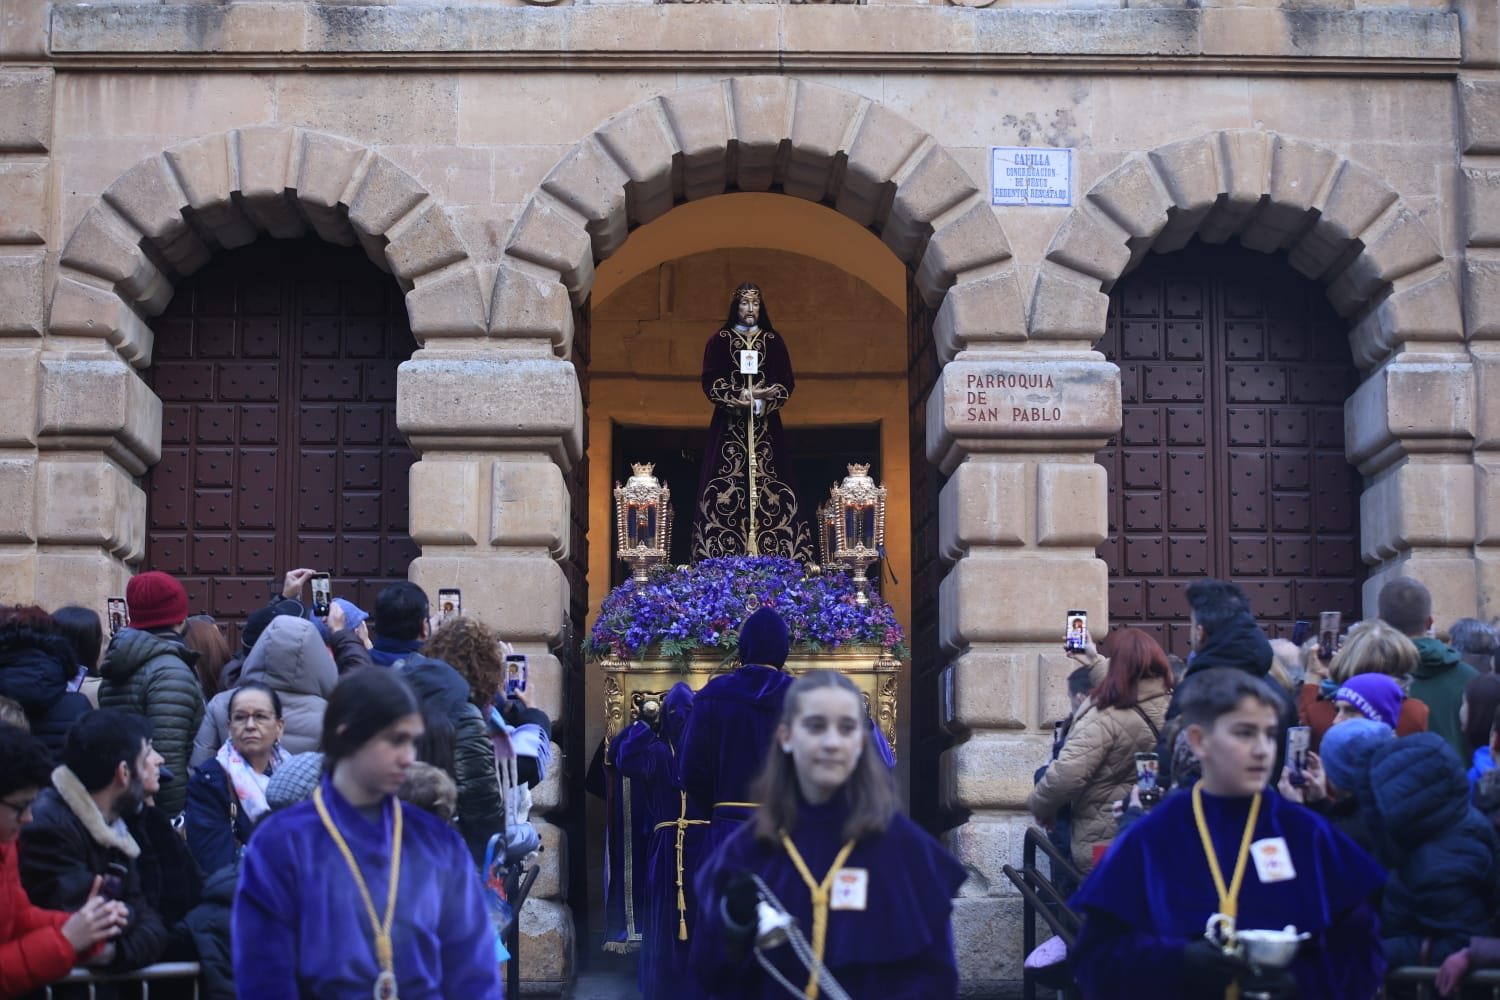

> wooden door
[1096,243,1365,657]
[143,238,419,634]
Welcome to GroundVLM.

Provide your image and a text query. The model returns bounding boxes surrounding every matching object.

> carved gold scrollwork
[877,675,898,757]
[603,672,625,754]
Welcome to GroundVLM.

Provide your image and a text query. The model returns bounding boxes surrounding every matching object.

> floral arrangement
[584,556,907,664]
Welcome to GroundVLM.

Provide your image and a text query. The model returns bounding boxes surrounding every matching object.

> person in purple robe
[691,670,966,999]
[1070,667,1387,1000]
[232,667,502,1000]
[692,283,813,562]
[614,683,708,999]
[679,607,797,856]
[600,730,655,955]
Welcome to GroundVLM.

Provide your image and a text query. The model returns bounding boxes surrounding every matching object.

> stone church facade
[0,0,1493,992]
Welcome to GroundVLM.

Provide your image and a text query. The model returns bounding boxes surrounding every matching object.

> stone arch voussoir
[1032,129,1454,371]
[50,124,481,361]
[498,77,1024,359]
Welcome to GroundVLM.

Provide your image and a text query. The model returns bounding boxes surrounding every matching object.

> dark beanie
[738,607,790,669]
[125,571,189,630]
[241,599,306,654]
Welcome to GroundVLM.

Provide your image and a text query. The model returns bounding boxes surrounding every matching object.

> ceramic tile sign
[991,147,1072,207]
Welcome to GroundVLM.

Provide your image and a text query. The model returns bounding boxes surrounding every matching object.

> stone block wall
[0,1,1484,992]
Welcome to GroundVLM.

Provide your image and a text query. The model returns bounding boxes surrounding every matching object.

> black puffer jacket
[99,629,205,818]
[1361,732,1500,966]
[1158,612,1294,785]
[0,621,89,762]
[396,653,504,867]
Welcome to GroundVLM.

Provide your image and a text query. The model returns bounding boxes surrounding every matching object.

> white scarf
[216,739,287,822]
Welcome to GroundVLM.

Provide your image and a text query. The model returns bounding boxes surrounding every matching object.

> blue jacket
[1360,732,1500,965]
[185,758,257,878]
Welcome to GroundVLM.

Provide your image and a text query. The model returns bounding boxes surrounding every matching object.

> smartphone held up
[504,653,528,698]
[437,588,462,624]
[311,572,332,618]
[1286,726,1311,787]
[1064,610,1088,653]
[106,597,128,637]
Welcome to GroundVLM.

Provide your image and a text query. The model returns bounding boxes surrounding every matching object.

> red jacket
[0,838,76,998]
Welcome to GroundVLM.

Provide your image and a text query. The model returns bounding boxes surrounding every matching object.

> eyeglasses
[0,796,36,819]
[230,712,277,727]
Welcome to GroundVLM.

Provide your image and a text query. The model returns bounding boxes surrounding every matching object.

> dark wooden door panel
[1097,243,1365,657]
[143,238,417,638]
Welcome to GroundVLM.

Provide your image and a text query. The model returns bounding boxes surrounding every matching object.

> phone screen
[311,573,331,617]
[1135,752,1159,792]
[1064,610,1088,653]
[1318,611,1342,661]
[1286,726,1311,786]
[107,597,128,637]
[438,589,462,623]
[504,653,528,696]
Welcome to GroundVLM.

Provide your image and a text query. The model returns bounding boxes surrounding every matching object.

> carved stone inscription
[929,359,1122,470]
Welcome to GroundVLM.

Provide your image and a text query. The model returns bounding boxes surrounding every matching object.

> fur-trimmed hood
[49,765,140,859]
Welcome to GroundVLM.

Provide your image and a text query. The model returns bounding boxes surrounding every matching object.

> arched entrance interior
[1098,241,1365,655]
[582,192,915,947]
[143,237,420,640]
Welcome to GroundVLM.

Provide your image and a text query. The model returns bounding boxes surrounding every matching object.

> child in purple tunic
[1071,667,1387,1000]
[691,670,966,1000]
[232,668,502,1000]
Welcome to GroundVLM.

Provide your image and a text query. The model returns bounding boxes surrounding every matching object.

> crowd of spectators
[1030,575,1500,998]
[0,569,550,999]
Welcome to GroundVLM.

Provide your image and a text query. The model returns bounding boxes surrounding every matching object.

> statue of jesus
[691,283,813,562]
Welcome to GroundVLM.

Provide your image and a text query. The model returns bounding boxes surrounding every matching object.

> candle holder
[827,463,886,606]
[614,463,673,583]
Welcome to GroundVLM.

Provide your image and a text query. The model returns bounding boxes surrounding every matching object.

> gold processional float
[589,462,903,756]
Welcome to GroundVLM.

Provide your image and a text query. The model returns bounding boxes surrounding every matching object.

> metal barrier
[45,962,200,999]
[503,861,541,998]
[1381,967,1500,999]
[1003,827,1084,1000]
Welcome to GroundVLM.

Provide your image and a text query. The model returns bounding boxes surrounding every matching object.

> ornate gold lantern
[828,463,886,605]
[816,498,850,573]
[614,462,672,582]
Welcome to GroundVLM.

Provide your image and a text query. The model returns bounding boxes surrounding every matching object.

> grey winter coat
[99,629,205,818]
[192,616,336,768]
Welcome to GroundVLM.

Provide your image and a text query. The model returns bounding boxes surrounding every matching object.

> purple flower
[584,556,906,661]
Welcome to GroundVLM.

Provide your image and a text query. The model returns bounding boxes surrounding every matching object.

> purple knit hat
[1334,674,1404,729]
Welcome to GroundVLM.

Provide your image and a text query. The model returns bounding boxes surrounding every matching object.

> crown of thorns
[737,289,762,306]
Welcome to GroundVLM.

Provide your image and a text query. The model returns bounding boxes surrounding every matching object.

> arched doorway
[580,194,921,953]
[1097,241,1365,655]
[142,237,419,638]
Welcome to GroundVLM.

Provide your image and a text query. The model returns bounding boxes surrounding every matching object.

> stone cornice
[46,4,1460,76]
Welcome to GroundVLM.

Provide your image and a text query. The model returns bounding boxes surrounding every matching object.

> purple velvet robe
[614,685,708,999]
[1070,787,1387,999]
[679,665,794,857]
[690,791,967,1000]
[232,775,502,1000]
[692,324,812,561]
